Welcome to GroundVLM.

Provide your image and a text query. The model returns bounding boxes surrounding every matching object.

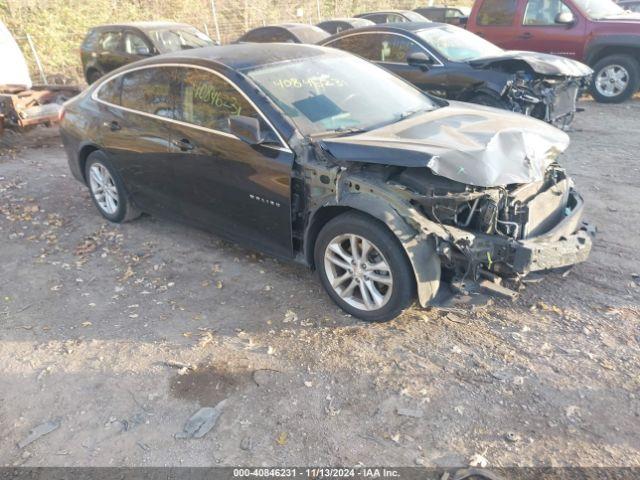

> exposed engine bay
[502,72,589,129]
[469,52,593,130]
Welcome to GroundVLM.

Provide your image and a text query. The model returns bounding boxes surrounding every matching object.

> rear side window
[96,76,122,105]
[325,34,380,61]
[242,28,295,43]
[422,9,447,21]
[176,68,258,132]
[82,29,101,50]
[120,67,181,119]
[476,0,518,25]
[99,31,122,52]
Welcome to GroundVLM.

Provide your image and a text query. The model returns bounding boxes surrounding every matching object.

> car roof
[357,9,415,15]
[331,21,444,34]
[139,43,342,71]
[90,21,193,31]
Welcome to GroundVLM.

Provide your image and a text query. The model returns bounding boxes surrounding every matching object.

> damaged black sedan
[320,23,592,128]
[60,44,594,322]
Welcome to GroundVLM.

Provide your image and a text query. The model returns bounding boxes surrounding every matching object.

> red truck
[466,0,640,102]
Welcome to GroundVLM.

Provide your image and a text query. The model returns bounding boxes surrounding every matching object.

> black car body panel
[320,22,592,128]
[236,24,329,44]
[60,44,594,309]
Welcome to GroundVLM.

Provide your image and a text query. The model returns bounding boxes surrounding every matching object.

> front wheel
[590,55,639,103]
[314,211,416,322]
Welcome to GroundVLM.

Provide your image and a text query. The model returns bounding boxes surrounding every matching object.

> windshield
[417,25,503,62]
[572,0,625,18]
[245,54,438,136]
[148,27,214,53]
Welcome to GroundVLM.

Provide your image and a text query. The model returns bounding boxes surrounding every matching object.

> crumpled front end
[306,103,595,306]
[503,72,591,130]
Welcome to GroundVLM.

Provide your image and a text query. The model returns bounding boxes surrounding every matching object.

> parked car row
[62,6,609,320]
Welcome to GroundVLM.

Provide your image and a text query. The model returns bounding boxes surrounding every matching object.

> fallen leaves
[276,431,288,446]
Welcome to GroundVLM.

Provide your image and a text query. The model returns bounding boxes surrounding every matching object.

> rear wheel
[85,151,140,223]
[86,69,103,84]
[590,55,639,103]
[314,211,416,322]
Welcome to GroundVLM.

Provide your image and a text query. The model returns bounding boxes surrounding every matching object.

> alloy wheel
[89,162,119,215]
[595,64,630,98]
[323,233,393,311]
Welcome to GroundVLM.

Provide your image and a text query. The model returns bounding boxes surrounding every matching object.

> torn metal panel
[469,50,593,77]
[320,102,570,187]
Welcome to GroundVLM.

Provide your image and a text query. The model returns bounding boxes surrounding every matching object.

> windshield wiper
[397,107,431,120]
[323,126,368,136]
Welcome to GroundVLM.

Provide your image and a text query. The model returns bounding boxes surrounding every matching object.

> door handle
[518,32,533,40]
[172,138,195,151]
[103,120,121,131]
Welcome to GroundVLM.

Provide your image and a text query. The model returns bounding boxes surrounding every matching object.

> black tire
[468,92,510,110]
[86,69,103,84]
[590,54,639,104]
[314,211,417,322]
[84,151,140,223]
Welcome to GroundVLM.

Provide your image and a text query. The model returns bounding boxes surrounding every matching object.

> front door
[168,67,294,258]
[374,33,449,95]
[510,0,586,58]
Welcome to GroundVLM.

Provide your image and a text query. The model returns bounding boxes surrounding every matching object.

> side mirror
[407,51,435,70]
[229,115,265,145]
[555,11,575,25]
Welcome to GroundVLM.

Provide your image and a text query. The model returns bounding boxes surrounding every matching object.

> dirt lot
[0,98,639,469]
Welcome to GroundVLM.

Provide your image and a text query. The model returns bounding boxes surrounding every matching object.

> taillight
[57,105,65,123]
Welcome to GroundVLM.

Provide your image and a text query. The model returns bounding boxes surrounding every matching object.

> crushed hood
[469,50,593,77]
[320,102,570,188]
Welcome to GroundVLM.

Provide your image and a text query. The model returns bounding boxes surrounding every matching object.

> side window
[430,10,447,21]
[386,14,407,22]
[96,76,122,105]
[82,29,101,49]
[120,67,180,119]
[363,14,387,24]
[325,34,379,61]
[266,30,296,42]
[378,34,422,63]
[177,68,258,133]
[124,33,150,55]
[99,31,122,52]
[446,9,464,18]
[477,0,518,25]
[523,0,571,25]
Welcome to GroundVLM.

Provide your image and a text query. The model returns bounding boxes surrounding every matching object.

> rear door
[468,0,521,48]
[95,66,181,216]
[509,0,585,58]
[167,66,295,258]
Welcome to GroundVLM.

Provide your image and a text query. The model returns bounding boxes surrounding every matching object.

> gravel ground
[0,98,639,468]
